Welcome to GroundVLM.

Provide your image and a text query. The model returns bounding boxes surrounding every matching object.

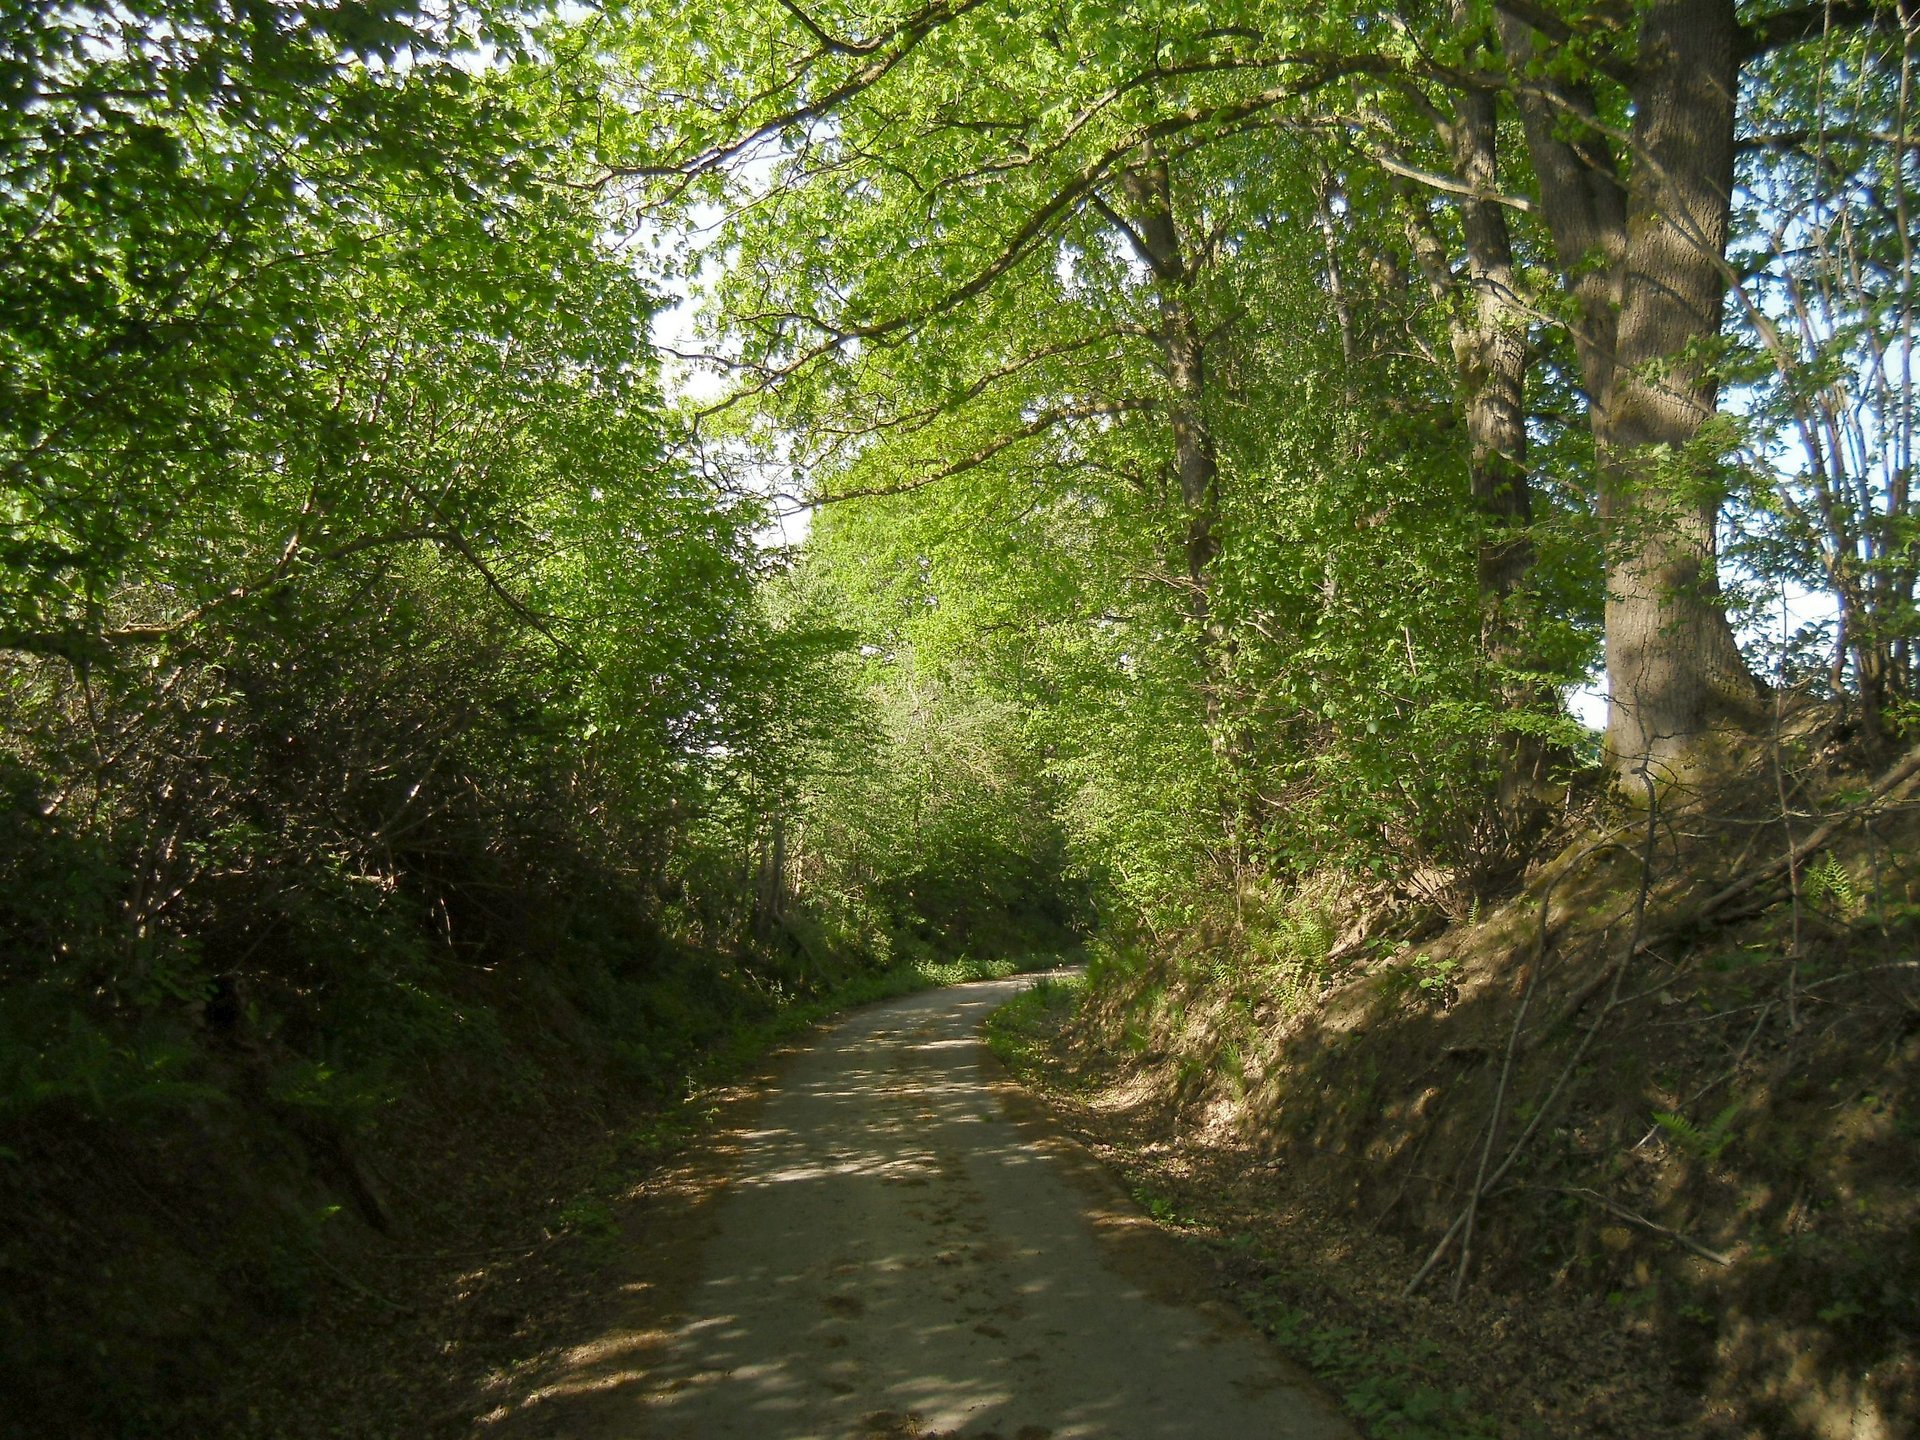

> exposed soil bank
[988,794,1920,1440]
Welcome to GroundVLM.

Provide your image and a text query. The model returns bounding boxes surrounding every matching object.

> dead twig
[1632,1002,1775,1152]
[302,1243,418,1315]
[1406,767,1660,1300]
[1696,740,1920,922]
[1451,844,1562,1301]
[1771,650,1805,1031]
[1653,961,1920,1030]
[1553,1186,1734,1266]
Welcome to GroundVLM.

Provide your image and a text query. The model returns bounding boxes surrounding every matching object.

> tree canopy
[2,0,1916,1430]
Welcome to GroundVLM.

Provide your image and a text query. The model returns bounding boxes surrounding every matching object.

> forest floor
[986,978,1700,1440]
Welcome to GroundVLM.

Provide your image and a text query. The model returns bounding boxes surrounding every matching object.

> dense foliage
[0,4,1078,1426]
[599,0,1916,930]
[2,0,1916,1432]
[5,0,746,1104]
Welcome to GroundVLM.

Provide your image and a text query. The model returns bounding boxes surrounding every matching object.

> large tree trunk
[1599,0,1756,771]
[1500,0,1757,778]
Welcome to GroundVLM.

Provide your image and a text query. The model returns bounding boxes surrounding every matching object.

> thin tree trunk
[1441,80,1534,609]
[1117,152,1221,640]
[1403,44,1551,836]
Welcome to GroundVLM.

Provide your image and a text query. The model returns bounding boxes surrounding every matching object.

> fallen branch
[1404,745,1920,1301]
[1450,841,1563,1301]
[1633,1002,1775,1153]
[302,1243,418,1314]
[1555,1187,1734,1267]
[1695,740,1920,922]
[1549,742,1920,1033]
[1406,769,1660,1300]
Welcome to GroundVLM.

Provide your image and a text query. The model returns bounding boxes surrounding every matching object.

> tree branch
[802,398,1158,505]
[1740,1,1910,59]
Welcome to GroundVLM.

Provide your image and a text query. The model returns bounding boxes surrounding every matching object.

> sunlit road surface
[501,975,1354,1440]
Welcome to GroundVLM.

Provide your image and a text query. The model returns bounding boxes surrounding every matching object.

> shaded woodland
[3,0,1917,1435]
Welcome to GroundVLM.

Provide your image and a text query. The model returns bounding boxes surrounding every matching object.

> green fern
[1803,853,1860,917]
[1651,1101,1741,1161]
[1276,909,1334,971]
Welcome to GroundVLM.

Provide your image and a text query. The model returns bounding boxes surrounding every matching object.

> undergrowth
[983,972,1087,1073]
[993,733,1920,1440]
[1234,1278,1504,1440]
[2,933,1052,1440]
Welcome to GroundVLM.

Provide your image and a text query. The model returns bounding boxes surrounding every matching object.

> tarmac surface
[493,975,1353,1440]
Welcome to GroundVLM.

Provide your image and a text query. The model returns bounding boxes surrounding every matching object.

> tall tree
[609,0,1908,785]
[1484,0,1756,774]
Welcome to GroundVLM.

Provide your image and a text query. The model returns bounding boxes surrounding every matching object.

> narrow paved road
[500,977,1353,1440]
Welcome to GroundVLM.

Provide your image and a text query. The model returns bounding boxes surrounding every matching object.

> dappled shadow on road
[476,979,1349,1440]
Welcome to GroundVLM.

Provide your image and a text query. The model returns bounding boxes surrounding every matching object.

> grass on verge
[983,971,1087,1072]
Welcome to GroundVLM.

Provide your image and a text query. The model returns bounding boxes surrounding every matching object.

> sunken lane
[492,975,1353,1440]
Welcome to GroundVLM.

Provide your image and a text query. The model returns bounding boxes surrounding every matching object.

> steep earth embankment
[994,758,1920,1440]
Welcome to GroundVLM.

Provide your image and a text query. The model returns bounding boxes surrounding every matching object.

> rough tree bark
[1104,149,1241,822]
[1442,81,1535,610]
[1401,27,1555,837]
[1499,0,1760,778]
[1401,47,1536,621]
